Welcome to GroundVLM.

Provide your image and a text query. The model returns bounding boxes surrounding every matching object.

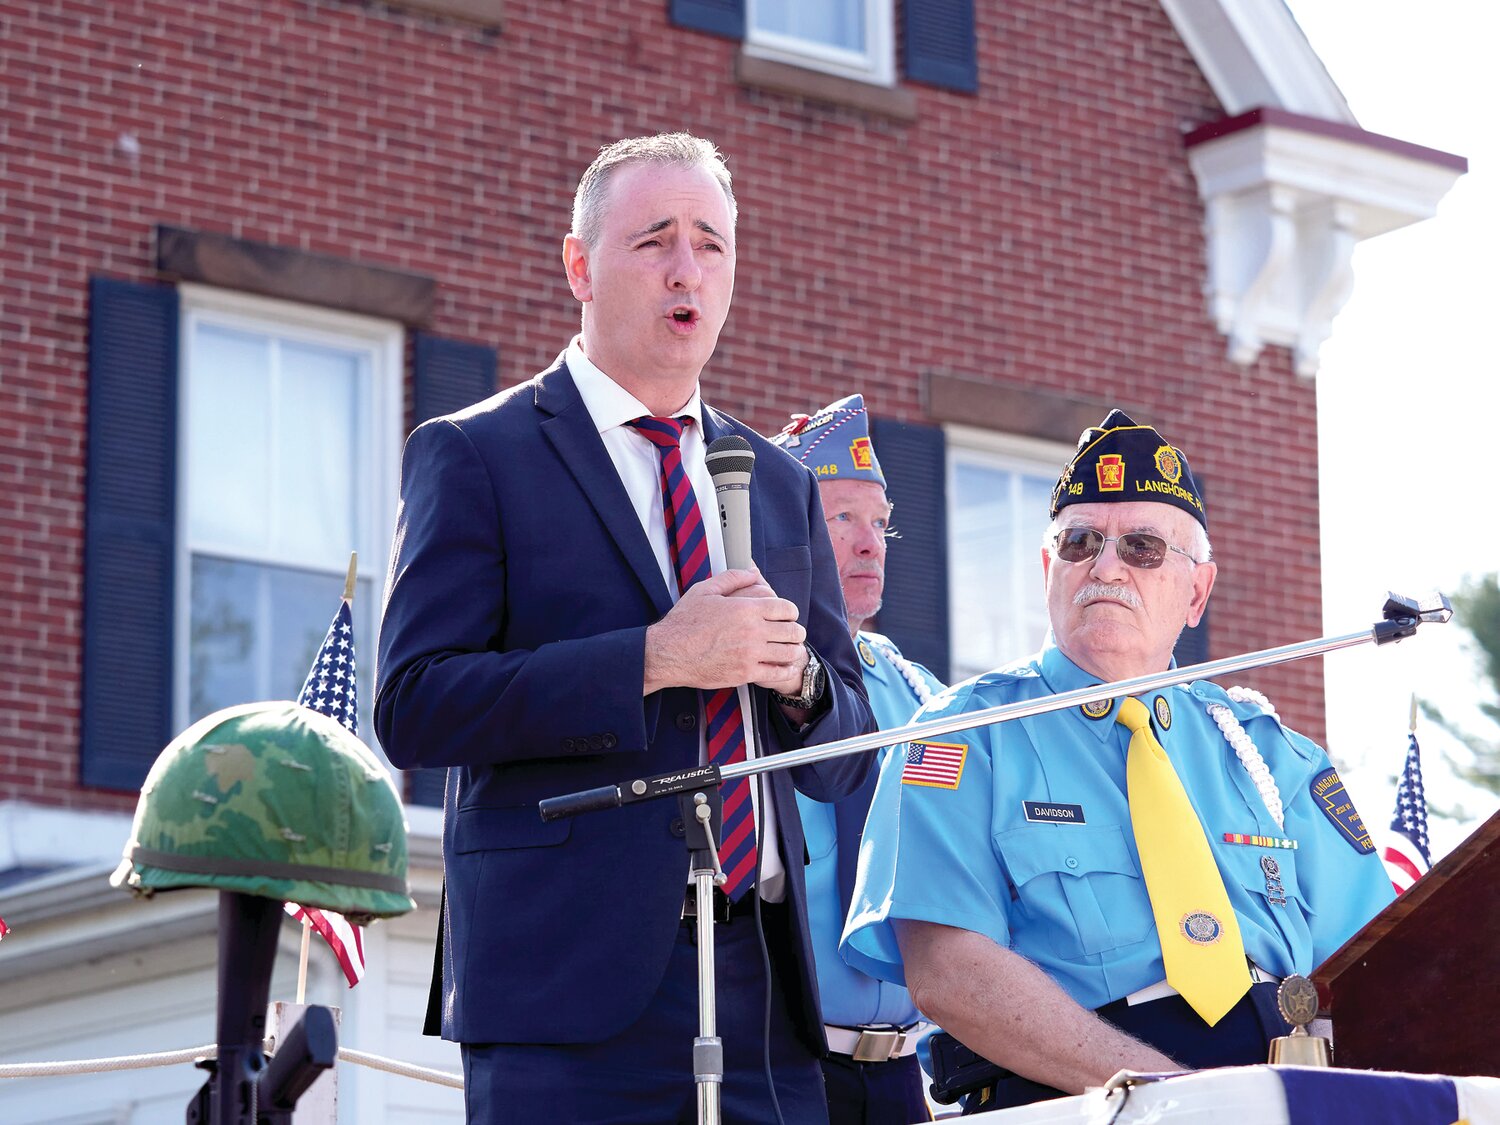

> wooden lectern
[1313,807,1500,1075]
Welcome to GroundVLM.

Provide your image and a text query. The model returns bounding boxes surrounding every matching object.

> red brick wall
[0,0,1326,808]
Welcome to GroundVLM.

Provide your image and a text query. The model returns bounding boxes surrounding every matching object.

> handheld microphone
[706,435,755,570]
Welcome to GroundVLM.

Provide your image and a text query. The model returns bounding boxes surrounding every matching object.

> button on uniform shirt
[797,631,943,1027]
[841,641,1395,1009]
[566,338,787,901]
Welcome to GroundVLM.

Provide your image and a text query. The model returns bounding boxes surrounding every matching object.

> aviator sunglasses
[1052,527,1200,570]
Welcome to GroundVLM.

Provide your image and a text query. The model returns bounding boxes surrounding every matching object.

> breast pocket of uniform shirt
[995,824,1155,957]
[1221,846,1314,952]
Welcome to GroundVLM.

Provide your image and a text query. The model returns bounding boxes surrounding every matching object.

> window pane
[188,556,375,737]
[187,324,272,551]
[949,452,1055,680]
[275,340,364,562]
[754,0,864,51]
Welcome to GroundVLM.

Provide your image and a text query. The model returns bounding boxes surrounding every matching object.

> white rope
[337,1047,463,1089]
[0,1042,463,1090]
[1207,686,1285,830]
[863,634,935,706]
[0,1044,217,1078]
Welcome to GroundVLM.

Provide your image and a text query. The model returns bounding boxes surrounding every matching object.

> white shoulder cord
[864,636,935,707]
[1206,686,1285,830]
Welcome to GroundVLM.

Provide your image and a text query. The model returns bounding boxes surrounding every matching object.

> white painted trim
[1186,121,1464,375]
[943,424,1074,468]
[1157,0,1353,120]
[0,802,132,872]
[745,0,895,87]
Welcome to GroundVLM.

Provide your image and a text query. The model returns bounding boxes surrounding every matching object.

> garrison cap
[771,393,885,487]
[1050,409,1207,528]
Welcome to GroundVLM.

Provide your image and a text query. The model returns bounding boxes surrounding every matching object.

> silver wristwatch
[773,645,826,709]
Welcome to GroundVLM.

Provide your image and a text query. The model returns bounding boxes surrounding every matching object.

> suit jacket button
[589,734,604,751]
[670,818,686,838]
[676,712,696,731]
[602,733,617,749]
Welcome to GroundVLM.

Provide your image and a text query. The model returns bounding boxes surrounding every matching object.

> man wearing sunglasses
[842,410,1394,1112]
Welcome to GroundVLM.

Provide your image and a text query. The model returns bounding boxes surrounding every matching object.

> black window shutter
[406,333,498,807]
[903,0,977,93]
[669,0,745,39]
[81,278,180,790]
[869,417,950,683]
[412,332,497,425]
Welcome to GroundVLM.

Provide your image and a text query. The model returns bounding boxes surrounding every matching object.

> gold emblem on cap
[1096,454,1125,491]
[1153,695,1172,730]
[1153,444,1183,484]
[858,639,877,668]
[1080,698,1112,720]
[850,436,874,471]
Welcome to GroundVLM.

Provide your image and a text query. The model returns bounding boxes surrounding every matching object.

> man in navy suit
[375,132,874,1124]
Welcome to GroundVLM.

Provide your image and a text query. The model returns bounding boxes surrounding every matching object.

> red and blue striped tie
[629,415,757,900]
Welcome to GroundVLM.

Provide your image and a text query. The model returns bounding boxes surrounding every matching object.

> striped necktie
[629,415,757,900]
[1118,695,1250,1025]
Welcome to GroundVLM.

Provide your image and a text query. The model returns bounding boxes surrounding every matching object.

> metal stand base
[681,790,729,1125]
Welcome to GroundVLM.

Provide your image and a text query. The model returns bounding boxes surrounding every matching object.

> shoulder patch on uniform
[902,740,967,790]
[1309,767,1375,853]
[857,638,877,667]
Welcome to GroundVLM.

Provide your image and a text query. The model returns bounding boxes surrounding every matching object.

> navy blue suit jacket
[375,355,874,1047]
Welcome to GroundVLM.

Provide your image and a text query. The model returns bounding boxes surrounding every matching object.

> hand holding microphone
[642,436,809,696]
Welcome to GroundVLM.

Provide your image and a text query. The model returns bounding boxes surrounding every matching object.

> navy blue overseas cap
[770,393,886,488]
[1050,409,1206,528]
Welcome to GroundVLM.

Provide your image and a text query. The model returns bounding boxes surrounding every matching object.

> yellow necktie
[1118,696,1250,1026]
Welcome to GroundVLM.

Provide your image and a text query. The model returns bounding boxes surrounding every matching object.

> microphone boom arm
[539,592,1451,821]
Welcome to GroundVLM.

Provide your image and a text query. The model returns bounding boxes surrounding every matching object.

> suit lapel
[537,359,675,617]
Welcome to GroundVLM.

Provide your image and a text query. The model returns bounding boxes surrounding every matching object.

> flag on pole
[287,560,367,987]
[284,900,365,986]
[1382,731,1431,894]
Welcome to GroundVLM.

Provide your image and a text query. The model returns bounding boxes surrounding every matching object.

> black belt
[681,886,760,924]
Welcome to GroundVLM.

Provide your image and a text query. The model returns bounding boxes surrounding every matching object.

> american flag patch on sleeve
[902,740,967,789]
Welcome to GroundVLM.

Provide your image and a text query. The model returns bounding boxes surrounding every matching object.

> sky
[1282,0,1500,859]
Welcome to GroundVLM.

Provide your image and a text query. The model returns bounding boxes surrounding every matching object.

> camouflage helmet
[112,701,415,923]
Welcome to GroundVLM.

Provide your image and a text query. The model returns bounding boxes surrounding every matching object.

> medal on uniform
[1260,854,1288,906]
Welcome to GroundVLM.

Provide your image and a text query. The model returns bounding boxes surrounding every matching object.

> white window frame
[744,0,896,86]
[945,425,1073,682]
[171,284,404,734]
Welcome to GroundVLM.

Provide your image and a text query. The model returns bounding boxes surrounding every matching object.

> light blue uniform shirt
[797,631,945,1027]
[842,642,1395,1011]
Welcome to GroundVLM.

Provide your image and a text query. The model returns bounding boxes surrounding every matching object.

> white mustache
[1073,582,1141,609]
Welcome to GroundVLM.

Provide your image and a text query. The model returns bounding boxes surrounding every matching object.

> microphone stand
[680,790,728,1125]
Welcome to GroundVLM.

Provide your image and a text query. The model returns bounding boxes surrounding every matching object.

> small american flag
[297,599,359,735]
[1382,732,1431,894]
[0,916,9,941]
[284,901,365,986]
[289,593,366,987]
[903,740,968,789]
